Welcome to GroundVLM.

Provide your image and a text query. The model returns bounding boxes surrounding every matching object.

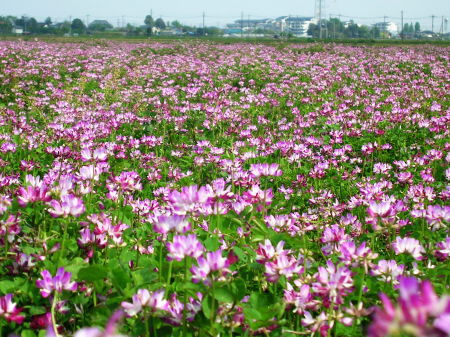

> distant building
[159,28,183,36]
[12,26,24,34]
[223,28,243,36]
[227,16,315,37]
[227,18,272,32]
[277,16,316,36]
[373,22,398,37]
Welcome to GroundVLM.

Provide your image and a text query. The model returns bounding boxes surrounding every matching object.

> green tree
[55,21,70,35]
[88,21,113,32]
[71,18,86,34]
[28,17,38,33]
[357,25,371,38]
[327,18,345,38]
[126,23,143,36]
[155,18,166,29]
[0,16,13,34]
[307,23,319,37]
[344,21,359,38]
[414,22,421,33]
[171,20,182,29]
[402,23,407,34]
[144,15,154,36]
[40,17,55,34]
[372,26,381,38]
[144,15,154,27]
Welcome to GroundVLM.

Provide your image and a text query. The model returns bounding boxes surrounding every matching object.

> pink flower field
[0,40,449,337]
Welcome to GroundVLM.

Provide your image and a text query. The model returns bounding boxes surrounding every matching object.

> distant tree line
[0,14,438,39]
[307,18,423,39]
[402,22,421,38]
[308,19,381,39]
[0,15,116,35]
[0,14,222,37]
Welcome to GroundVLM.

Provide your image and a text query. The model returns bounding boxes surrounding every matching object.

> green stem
[145,314,150,337]
[210,278,216,328]
[93,290,97,307]
[167,260,173,287]
[51,292,59,337]
[152,316,157,337]
[358,270,365,304]
[183,258,188,337]
[159,243,164,282]
[3,233,9,256]
[58,220,69,267]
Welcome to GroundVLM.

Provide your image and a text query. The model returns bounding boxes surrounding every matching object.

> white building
[373,22,398,36]
[226,16,316,37]
[267,16,316,37]
[286,16,316,37]
[227,19,272,32]
[12,26,24,34]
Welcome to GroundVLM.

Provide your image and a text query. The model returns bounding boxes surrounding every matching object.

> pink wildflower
[190,249,236,285]
[369,277,450,337]
[392,237,425,260]
[371,260,405,284]
[0,294,25,324]
[36,268,77,298]
[48,194,85,217]
[166,234,204,261]
[121,289,168,316]
[312,260,353,306]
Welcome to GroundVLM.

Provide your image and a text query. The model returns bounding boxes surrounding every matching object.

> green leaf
[204,237,220,251]
[27,306,47,315]
[78,265,108,282]
[175,281,204,293]
[0,280,16,294]
[131,269,158,287]
[64,257,87,279]
[243,307,262,321]
[231,279,246,301]
[21,330,37,337]
[250,292,275,309]
[119,249,136,264]
[110,268,131,291]
[213,287,234,303]
[232,246,247,262]
[201,296,213,318]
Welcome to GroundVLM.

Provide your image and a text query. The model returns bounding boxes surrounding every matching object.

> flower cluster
[369,277,450,337]
[36,268,78,298]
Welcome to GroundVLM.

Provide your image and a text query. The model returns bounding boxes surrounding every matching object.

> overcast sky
[2,0,449,30]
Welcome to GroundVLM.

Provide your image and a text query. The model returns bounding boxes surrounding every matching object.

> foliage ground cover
[0,40,449,337]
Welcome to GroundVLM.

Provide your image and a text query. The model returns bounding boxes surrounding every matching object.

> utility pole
[318,0,323,39]
[69,15,72,35]
[332,15,335,39]
[431,15,435,33]
[202,12,205,36]
[400,11,403,40]
[241,12,243,38]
